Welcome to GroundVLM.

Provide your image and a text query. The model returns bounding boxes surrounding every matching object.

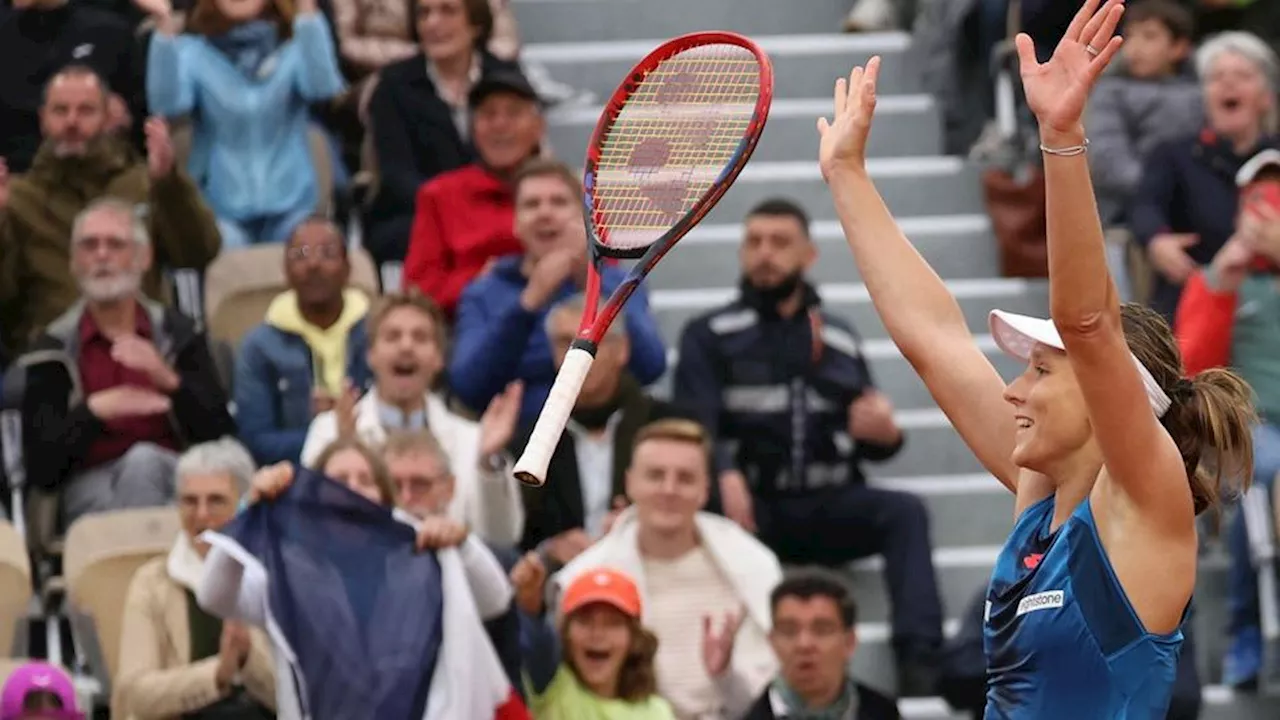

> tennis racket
[513,31,774,487]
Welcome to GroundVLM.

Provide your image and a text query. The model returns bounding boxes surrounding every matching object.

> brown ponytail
[1120,303,1257,515]
[1165,368,1257,515]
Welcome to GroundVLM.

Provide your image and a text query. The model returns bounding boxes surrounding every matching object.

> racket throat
[570,337,600,355]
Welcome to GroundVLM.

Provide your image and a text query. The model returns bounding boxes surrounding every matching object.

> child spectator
[511,561,676,719]
[1089,0,1201,229]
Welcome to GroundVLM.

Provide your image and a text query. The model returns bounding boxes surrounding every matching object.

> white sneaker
[843,0,897,32]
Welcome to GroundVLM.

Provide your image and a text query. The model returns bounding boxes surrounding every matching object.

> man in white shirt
[553,418,782,719]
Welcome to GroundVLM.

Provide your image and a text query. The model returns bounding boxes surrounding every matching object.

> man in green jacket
[0,64,221,352]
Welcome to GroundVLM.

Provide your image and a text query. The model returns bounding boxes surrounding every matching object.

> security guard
[673,197,942,696]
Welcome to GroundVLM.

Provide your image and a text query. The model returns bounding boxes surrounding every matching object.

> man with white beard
[0,65,220,353]
[14,198,234,525]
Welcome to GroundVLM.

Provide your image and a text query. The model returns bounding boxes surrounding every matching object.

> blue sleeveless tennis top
[983,495,1184,719]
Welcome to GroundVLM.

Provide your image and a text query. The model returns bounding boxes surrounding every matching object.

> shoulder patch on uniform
[820,323,860,358]
[708,308,758,335]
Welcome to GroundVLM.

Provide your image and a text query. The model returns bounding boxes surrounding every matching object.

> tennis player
[818,0,1256,716]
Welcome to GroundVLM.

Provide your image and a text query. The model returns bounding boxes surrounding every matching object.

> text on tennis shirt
[1016,590,1065,617]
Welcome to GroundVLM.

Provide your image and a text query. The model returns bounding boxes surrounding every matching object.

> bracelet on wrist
[1040,138,1090,157]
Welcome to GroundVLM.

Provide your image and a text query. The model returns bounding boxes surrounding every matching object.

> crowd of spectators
[0,0,1278,717]
[0,0,944,708]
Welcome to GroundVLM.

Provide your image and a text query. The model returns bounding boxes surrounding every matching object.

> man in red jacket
[403,70,545,318]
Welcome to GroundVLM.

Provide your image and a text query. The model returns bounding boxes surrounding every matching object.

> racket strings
[592,44,762,250]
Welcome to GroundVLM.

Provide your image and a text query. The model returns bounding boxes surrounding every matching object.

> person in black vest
[743,568,899,720]
[674,197,942,695]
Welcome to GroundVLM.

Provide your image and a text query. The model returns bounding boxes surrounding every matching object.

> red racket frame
[513,31,772,487]
[573,30,774,350]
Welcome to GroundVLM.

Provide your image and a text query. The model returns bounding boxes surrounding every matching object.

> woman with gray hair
[113,438,277,720]
[1129,30,1279,320]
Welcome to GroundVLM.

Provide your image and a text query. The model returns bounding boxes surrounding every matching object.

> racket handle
[513,346,595,487]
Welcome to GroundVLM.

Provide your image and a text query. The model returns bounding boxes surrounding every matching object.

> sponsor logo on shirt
[1016,590,1065,617]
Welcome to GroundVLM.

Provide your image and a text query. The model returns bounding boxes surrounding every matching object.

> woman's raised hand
[1017,0,1125,139]
[817,56,881,182]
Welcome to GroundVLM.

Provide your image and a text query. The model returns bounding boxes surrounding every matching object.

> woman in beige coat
[113,439,277,719]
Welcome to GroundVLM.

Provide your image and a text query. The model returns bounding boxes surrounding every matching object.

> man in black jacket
[744,569,900,720]
[0,0,143,173]
[510,292,696,569]
[17,197,233,526]
[674,198,942,696]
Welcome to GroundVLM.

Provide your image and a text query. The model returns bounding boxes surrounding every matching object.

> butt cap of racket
[513,346,596,487]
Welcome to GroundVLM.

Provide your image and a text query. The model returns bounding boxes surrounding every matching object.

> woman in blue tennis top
[817,1,1257,717]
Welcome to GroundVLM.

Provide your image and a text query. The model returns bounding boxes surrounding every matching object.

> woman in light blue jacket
[146,0,346,248]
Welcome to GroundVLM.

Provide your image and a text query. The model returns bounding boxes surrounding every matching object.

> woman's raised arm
[820,60,1020,492]
[1018,0,1190,525]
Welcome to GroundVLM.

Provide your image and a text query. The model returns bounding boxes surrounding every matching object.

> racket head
[582,31,774,263]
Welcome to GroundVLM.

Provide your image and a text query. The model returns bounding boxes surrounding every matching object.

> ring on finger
[1085,44,1100,57]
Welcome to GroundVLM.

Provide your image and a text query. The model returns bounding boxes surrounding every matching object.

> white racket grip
[513,347,596,486]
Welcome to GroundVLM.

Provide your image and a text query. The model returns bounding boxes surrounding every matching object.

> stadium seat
[62,508,180,685]
[203,242,381,356]
[0,520,32,656]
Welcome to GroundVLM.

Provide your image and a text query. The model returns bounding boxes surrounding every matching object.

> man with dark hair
[675,197,943,696]
[234,218,374,465]
[743,568,899,719]
[0,66,220,352]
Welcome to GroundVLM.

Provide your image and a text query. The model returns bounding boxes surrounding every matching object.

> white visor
[1237,148,1280,187]
[989,310,1173,417]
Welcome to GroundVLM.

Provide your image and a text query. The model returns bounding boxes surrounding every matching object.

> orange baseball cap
[561,567,642,618]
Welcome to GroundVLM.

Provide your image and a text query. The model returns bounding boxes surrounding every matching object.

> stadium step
[644,215,1000,288]
[546,95,944,164]
[512,0,857,44]
[646,278,1051,345]
[699,157,983,224]
[523,32,923,99]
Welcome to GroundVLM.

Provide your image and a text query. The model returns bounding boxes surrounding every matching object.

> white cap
[989,310,1173,417]
[1236,148,1280,187]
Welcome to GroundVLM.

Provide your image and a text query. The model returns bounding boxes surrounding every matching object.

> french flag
[196,467,529,720]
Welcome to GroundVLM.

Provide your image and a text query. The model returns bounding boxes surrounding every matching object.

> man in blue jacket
[449,158,667,424]
[234,218,373,465]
